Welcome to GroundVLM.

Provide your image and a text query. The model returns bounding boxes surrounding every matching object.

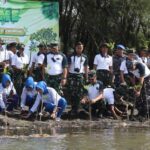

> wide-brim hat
[37,43,46,48]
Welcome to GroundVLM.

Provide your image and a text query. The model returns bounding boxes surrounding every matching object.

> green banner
[0,0,59,52]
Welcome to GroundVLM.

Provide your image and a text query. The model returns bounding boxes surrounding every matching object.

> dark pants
[46,74,62,95]
[25,95,36,109]
[67,73,85,111]
[0,95,18,111]
[136,76,150,117]
[96,70,112,87]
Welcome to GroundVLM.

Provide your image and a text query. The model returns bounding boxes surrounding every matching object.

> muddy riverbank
[0,115,150,130]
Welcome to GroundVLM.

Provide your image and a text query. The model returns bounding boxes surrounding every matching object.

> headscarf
[2,74,11,88]
[36,81,48,94]
[25,76,35,89]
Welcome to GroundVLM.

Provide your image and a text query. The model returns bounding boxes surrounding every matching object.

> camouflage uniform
[136,76,150,117]
[115,85,134,113]
[32,67,44,82]
[46,74,62,95]
[45,52,68,95]
[96,70,112,87]
[113,55,126,87]
[67,53,88,112]
[67,73,85,111]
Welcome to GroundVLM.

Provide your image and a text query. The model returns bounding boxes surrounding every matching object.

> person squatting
[0,38,150,121]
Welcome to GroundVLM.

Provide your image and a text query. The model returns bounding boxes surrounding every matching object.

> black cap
[17,43,25,50]
[37,43,46,48]
[50,43,58,48]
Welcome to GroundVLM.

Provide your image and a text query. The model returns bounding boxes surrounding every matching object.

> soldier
[29,44,46,82]
[67,42,88,116]
[128,60,150,118]
[94,43,112,87]
[138,48,148,65]
[113,44,126,87]
[120,50,136,86]
[80,70,104,118]
[45,43,68,94]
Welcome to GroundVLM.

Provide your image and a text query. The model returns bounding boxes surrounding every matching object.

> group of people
[0,37,150,121]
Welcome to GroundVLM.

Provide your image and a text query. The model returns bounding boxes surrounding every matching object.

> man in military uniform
[80,70,104,119]
[67,42,88,116]
[44,43,68,94]
[29,44,46,82]
[113,44,126,87]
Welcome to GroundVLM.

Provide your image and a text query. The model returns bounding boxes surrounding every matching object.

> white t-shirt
[7,51,15,65]
[69,54,88,74]
[0,47,9,63]
[30,87,61,112]
[120,60,128,74]
[103,87,115,105]
[46,52,67,75]
[0,82,16,109]
[11,53,29,69]
[94,54,112,70]
[31,53,45,68]
[131,62,150,78]
[87,82,103,100]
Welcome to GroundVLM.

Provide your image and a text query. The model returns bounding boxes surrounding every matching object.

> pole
[39,95,44,121]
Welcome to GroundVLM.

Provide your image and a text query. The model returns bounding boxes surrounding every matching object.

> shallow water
[0,127,150,150]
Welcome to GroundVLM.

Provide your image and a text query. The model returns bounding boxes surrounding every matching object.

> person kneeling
[0,74,18,113]
[80,70,104,119]
[104,86,123,119]
[20,76,37,115]
[25,81,67,121]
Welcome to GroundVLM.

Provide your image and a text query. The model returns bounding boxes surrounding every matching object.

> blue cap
[117,44,125,50]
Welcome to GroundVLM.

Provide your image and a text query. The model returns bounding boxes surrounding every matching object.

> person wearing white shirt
[11,43,29,98]
[138,49,148,65]
[29,44,46,82]
[0,39,9,80]
[0,74,18,112]
[81,70,104,118]
[21,77,37,113]
[44,43,68,94]
[127,60,150,118]
[25,81,67,120]
[67,42,88,115]
[6,42,17,65]
[104,87,123,119]
[94,43,112,87]
[120,50,136,86]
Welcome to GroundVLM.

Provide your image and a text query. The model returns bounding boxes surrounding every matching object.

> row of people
[1,39,150,119]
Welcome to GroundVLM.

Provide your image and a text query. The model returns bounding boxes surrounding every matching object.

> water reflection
[0,127,150,150]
